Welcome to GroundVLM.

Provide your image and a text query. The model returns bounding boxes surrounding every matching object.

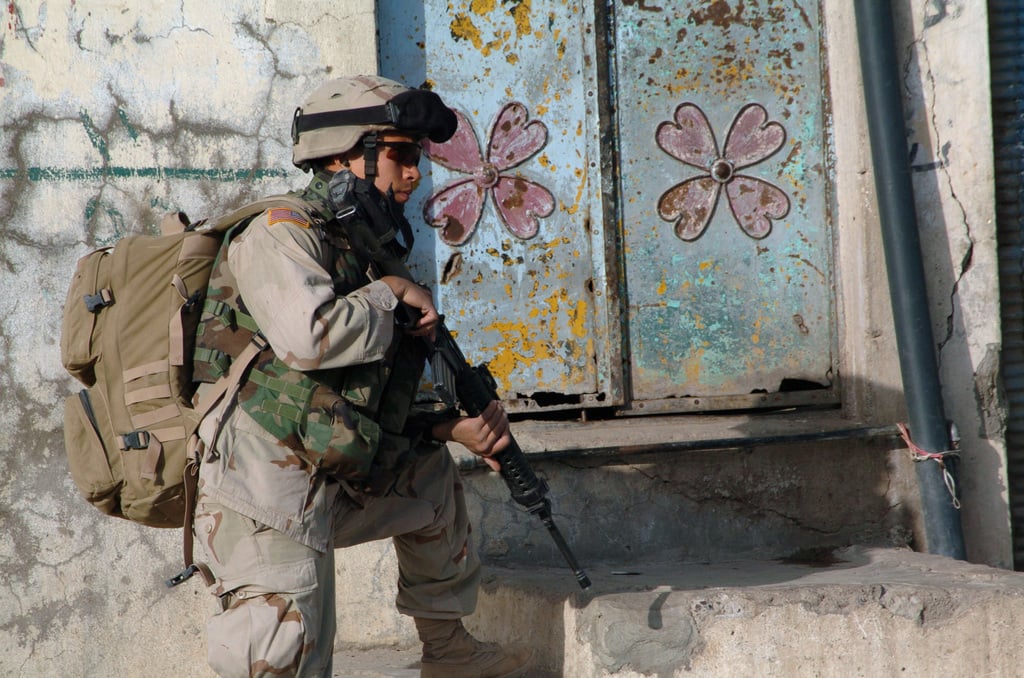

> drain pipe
[854,0,966,559]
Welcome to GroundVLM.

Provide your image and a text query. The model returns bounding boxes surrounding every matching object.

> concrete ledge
[332,546,1024,675]
[461,546,1024,676]
[450,410,902,470]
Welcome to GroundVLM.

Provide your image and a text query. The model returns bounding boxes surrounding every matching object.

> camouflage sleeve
[228,209,398,370]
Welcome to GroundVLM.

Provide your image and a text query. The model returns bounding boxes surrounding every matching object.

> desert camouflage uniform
[192,173,479,677]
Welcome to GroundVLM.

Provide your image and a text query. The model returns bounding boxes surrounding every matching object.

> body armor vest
[193,173,429,480]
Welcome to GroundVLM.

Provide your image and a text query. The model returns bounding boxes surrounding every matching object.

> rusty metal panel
[612,1,837,407]
[378,0,617,412]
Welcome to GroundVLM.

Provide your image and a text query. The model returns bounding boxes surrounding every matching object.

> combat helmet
[291,75,458,174]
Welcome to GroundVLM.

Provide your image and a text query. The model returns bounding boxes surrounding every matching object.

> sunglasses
[378,141,423,166]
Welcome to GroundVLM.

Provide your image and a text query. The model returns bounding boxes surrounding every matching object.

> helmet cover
[291,75,457,169]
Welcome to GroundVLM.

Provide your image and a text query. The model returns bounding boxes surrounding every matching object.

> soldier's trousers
[194,448,480,678]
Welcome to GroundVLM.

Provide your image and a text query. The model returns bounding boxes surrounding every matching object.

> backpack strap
[166,195,322,589]
[166,333,271,588]
[197,194,319,234]
[166,453,209,588]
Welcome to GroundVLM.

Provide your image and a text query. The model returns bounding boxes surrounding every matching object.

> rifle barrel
[535,501,592,590]
[432,321,591,591]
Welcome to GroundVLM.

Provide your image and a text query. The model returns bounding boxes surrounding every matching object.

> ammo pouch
[306,386,419,497]
[238,359,417,491]
[302,385,382,481]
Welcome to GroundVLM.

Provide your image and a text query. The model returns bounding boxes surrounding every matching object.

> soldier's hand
[379,275,439,339]
[432,400,510,471]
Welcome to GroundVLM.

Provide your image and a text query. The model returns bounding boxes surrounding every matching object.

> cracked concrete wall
[0,1,379,676]
[465,440,921,570]
[895,1,1008,567]
[828,1,1007,566]
[0,0,1010,676]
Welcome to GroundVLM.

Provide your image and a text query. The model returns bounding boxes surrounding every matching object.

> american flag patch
[267,208,308,228]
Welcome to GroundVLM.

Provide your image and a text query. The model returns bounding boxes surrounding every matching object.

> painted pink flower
[423,102,555,246]
[656,103,790,241]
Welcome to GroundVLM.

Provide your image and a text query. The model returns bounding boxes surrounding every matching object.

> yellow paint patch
[508,0,533,38]
[536,236,570,250]
[565,166,586,215]
[482,288,589,390]
[483,320,554,389]
[569,299,588,338]
[450,0,536,59]
[470,0,497,13]
[684,347,704,383]
[750,317,764,344]
[450,15,483,50]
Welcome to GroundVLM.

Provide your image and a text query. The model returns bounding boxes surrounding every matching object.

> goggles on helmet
[291,89,458,145]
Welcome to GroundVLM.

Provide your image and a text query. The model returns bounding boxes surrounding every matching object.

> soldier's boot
[414,617,534,678]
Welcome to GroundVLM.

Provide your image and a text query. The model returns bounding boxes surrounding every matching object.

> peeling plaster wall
[895,0,1008,567]
[0,2,378,676]
[829,0,1007,566]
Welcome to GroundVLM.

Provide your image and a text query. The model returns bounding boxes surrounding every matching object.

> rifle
[428,320,592,591]
[324,170,591,589]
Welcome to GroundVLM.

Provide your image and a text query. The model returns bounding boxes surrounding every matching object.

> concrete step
[331,647,420,677]
[334,546,1024,677]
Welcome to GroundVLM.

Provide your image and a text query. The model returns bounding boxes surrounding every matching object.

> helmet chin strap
[362,132,379,179]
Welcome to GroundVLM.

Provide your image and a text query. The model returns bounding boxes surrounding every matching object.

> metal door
[379,0,837,414]
[379,0,618,413]
[611,1,836,412]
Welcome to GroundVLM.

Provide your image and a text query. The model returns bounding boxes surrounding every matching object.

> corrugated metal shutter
[989,0,1024,569]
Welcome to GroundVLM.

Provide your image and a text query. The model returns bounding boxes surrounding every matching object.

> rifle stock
[431,322,592,591]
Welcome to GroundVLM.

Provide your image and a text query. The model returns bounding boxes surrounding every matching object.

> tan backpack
[59,196,313,529]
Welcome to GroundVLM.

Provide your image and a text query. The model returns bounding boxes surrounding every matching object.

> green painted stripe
[79,111,110,163]
[117,109,139,141]
[0,167,290,181]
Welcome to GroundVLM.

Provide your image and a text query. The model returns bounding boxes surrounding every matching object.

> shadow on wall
[888,0,1010,566]
[463,378,932,580]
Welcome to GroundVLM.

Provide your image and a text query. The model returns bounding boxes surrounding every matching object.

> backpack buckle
[84,288,114,312]
[165,564,199,588]
[118,430,151,450]
[251,332,270,351]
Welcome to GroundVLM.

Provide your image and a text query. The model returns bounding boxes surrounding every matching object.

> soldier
[190,75,534,678]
